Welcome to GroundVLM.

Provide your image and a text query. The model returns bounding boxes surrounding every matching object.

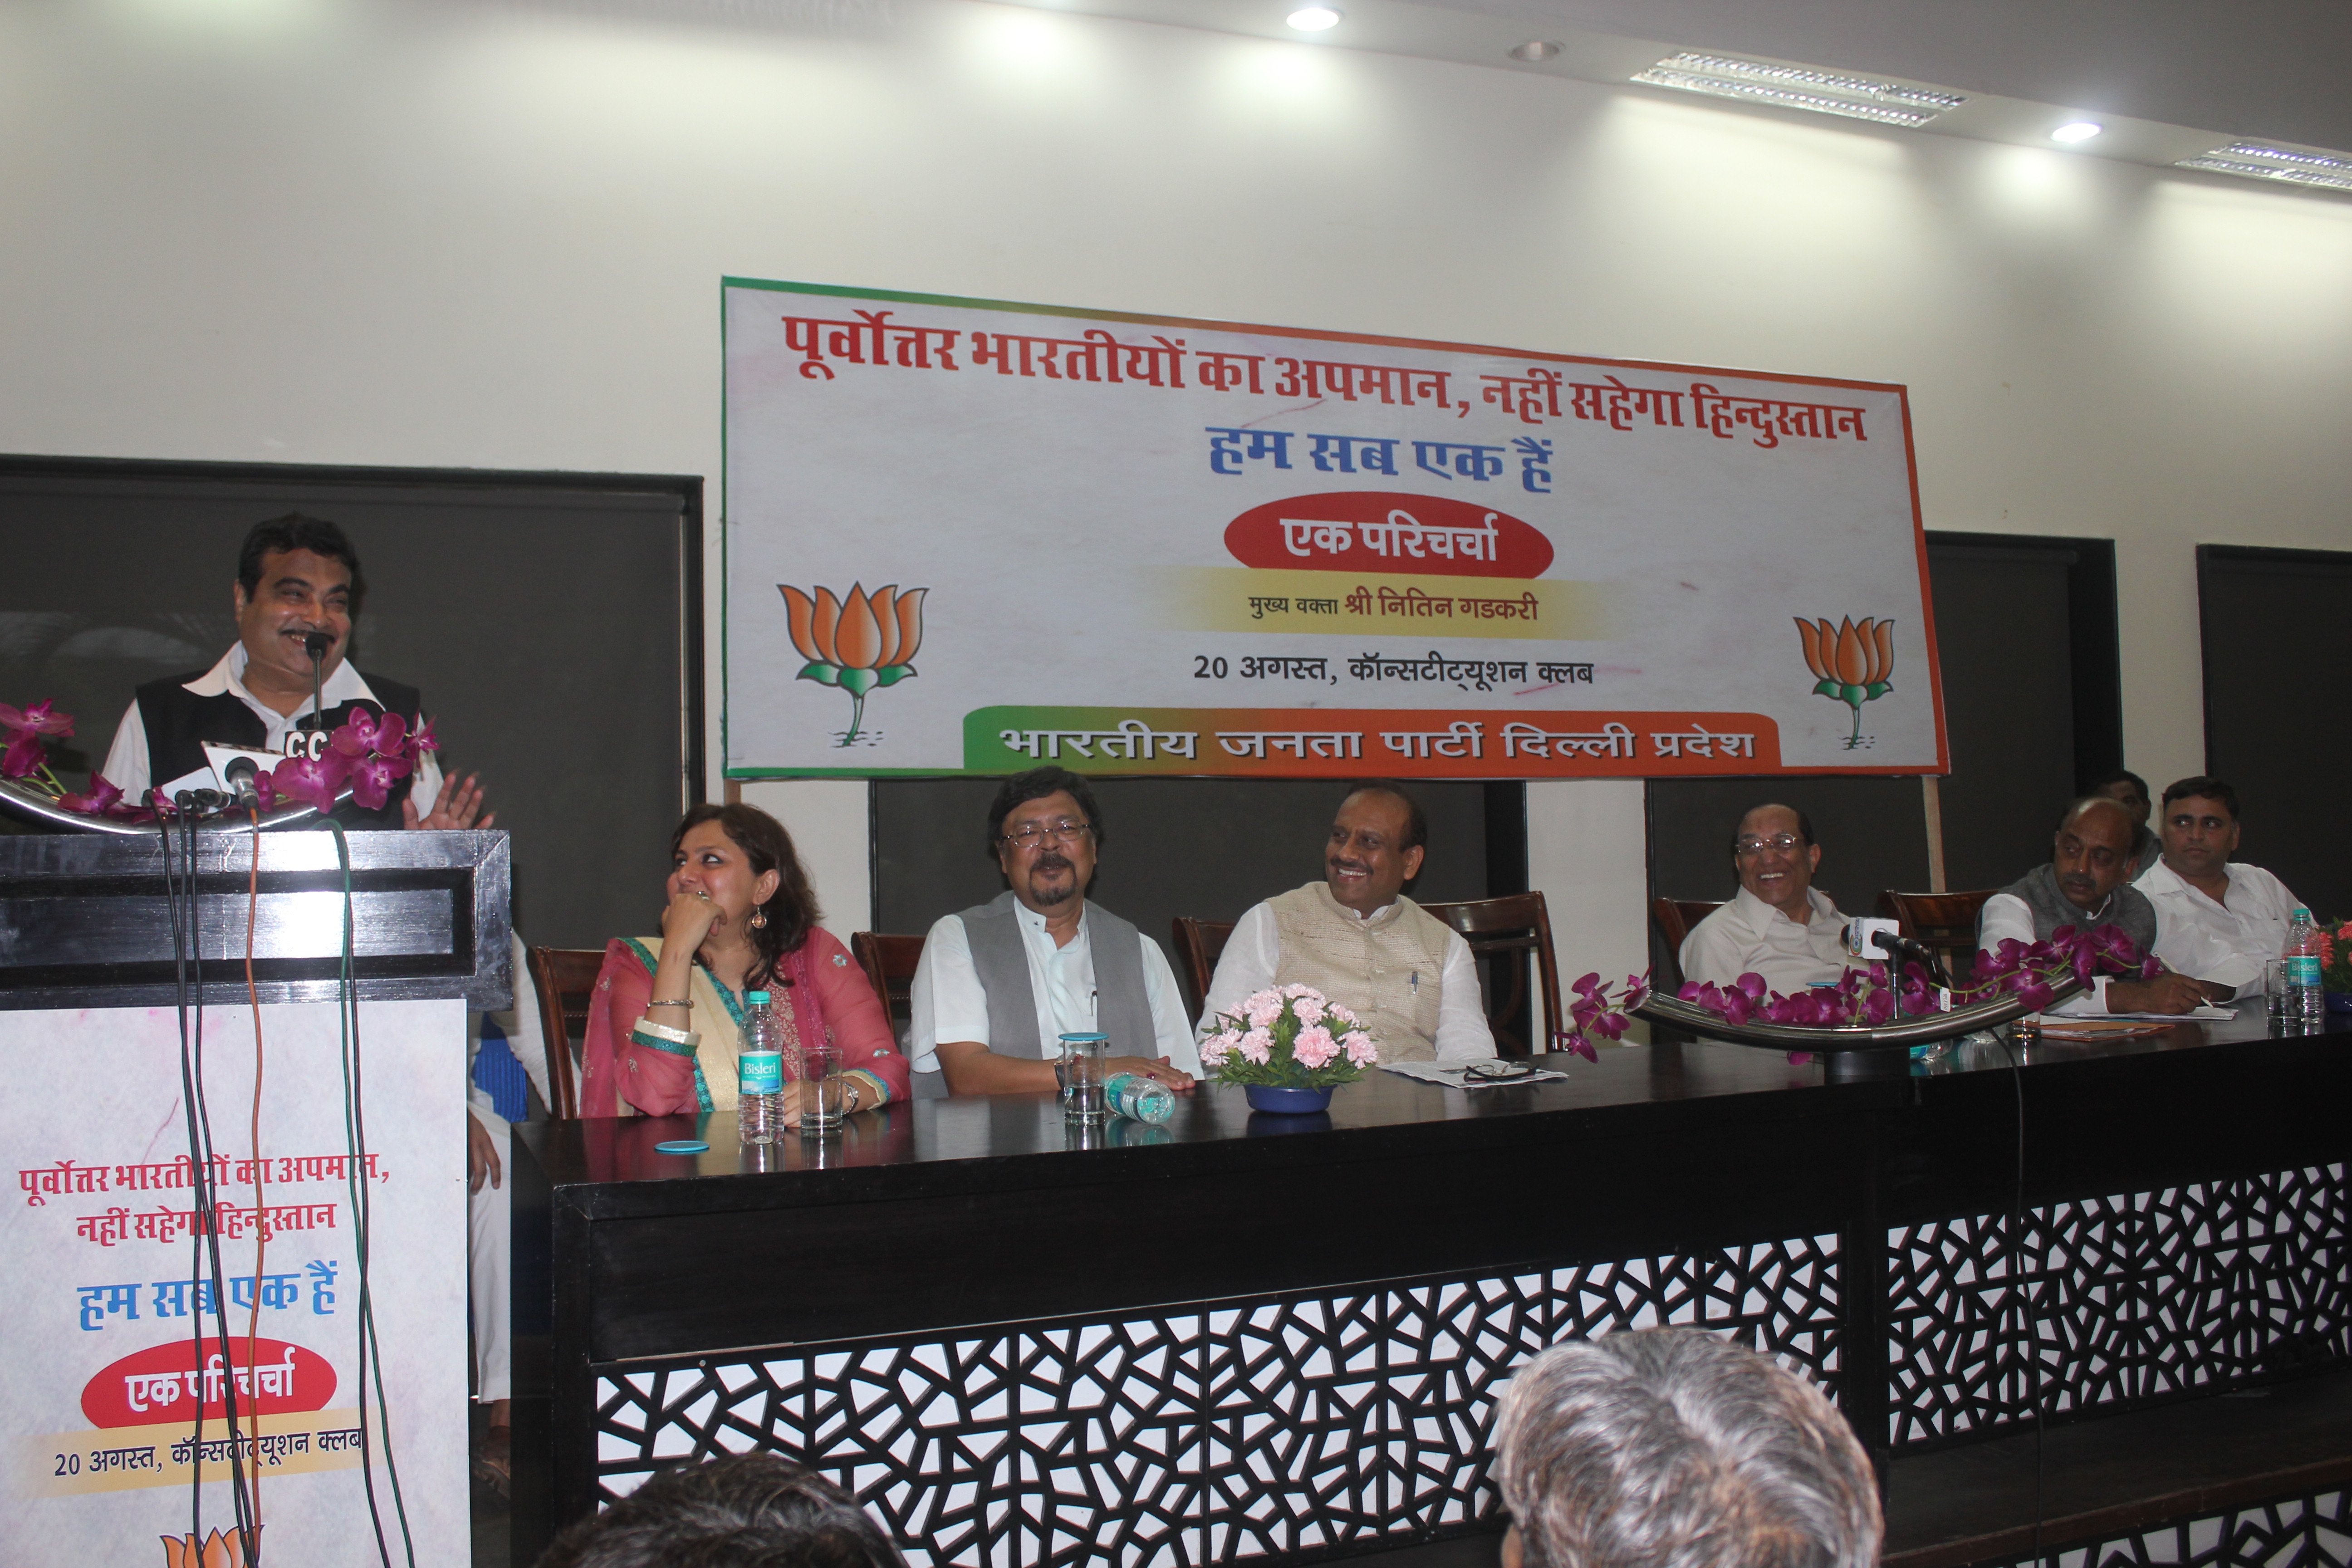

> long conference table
[512,1005,2352,1568]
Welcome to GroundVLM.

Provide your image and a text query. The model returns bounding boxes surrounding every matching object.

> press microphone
[300,630,331,736]
[1843,918,1952,985]
[222,755,262,810]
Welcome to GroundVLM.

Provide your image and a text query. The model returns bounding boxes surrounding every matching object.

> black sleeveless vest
[134,667,423,830]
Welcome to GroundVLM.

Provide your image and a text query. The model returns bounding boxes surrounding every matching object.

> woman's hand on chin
[662,888,725,953]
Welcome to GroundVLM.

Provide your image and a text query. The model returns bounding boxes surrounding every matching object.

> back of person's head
[1491,1330,1880,1568]
[535,1454,906,1568]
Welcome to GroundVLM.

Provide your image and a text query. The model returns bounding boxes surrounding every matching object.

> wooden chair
[1649,898,1724,956]
[851,931,928,1039]
[1171,918,1235,1023]
[1877,889,1999,976]
[524,945,605,1120]
[1419,892,1564,1060]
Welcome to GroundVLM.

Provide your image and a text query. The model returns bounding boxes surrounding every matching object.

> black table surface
[519,1000,2352,1216]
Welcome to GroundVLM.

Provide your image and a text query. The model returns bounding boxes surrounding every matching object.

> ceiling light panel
[1632,51,1966,128]
[2177,141,2352,192]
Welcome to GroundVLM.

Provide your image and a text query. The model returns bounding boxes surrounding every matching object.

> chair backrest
[851,931,928,1031]
[1649,898,1723,956]
[1877,889,1999,968]
[524,945,606,1121]
[1418,892,1563,1060]
[1170,917,1235,1023]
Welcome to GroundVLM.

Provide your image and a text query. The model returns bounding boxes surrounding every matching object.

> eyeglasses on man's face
[1000,818,1093,851]
[1733,833,1805,858]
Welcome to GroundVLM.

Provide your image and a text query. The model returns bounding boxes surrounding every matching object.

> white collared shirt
[907,902,1199,1074]
[103,643,444,807]
[1679,886,1859,995]
[1199,899,1496,1063]
[2136,859,2301,1000]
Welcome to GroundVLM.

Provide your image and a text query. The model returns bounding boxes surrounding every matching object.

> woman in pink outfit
[579,804,906,1119]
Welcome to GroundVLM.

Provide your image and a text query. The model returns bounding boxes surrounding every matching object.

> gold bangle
[647,998,693,1008]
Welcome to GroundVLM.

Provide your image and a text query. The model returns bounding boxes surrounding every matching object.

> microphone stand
[302,632,331,753]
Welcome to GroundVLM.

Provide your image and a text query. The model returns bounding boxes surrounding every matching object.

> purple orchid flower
[409,715,439,755]
[272,752,351,813]
[0,729,45,779]
[54,773,123,814]
[0,699,74,739]
[330,708,382,759]
[346,751,413,811]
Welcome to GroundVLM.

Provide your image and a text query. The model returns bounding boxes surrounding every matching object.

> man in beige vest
[1199,784,1495,1064]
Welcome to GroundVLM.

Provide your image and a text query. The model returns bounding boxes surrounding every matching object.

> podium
[0,828,509,1565]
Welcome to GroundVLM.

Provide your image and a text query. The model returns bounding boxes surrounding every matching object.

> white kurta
[2136,859,2302,1000]
[1679,886,1859,995]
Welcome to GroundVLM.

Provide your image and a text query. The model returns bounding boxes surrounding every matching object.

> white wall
[5,0,2347,976]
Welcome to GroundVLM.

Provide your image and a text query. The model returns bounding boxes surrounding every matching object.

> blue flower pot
[1245,1084,1334,1114]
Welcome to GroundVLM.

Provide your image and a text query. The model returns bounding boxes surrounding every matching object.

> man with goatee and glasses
[910,767,1199,1097]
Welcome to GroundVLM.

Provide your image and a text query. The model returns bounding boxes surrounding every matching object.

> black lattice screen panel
[593,1237,1839,1567]
[1888,1163,2352,1449]
[1985,1488,2352,1568]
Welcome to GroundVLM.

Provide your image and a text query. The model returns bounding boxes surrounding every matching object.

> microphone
[301,630,331,737]
[222,755,262,810]
[1843,918,1951,984]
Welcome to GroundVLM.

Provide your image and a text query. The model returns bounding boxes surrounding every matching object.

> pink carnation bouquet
[1198,985,1379,1090]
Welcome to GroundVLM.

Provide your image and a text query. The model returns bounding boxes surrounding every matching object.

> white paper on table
[1381,1060,1571,1088]
[2031,1006,2234,1022]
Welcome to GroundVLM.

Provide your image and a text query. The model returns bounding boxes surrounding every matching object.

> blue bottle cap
[653,1139,708,1154]
[746,990,771,1004]
[1058,1032,1109,1042]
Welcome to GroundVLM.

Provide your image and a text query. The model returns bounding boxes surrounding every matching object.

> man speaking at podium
[100,514,491,830]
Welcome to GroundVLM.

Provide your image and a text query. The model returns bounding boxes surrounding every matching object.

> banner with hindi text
[722,280,1947,779]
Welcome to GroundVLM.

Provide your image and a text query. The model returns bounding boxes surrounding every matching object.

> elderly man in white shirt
[1201,784,1494,1063]
[909,769,1199,1096]
[1679,804,1863,995]
[2135,777,2301,1001]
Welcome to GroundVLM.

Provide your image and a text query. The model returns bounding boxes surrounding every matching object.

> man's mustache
[1329,858,1371,877]
[1034,853,1073,875]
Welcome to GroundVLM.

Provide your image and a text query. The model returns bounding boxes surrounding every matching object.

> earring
[750,909,767,930]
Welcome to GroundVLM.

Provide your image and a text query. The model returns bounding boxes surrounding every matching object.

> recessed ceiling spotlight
[2050,122,2103,143]
[1631,51,1966,127]
[1286,5,1341,30]
[2177,141,2352,192]
[1508,40,1562,62]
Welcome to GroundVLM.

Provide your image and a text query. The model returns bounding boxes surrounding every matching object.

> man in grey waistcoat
[1976,795,2210,1015]
[908,767,1200,1097]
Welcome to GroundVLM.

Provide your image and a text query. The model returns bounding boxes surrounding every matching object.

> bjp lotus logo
[162,1528,254,1567]
[779,583,926,746]
[1796,616,1893,749]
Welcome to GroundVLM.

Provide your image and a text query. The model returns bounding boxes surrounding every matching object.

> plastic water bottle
[2285,909,2325,1023]
[1105,1072,1175,1125]
[738,990,785,1144]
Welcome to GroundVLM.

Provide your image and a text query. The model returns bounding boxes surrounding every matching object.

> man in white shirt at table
[1679,804,1865,995]
[2134,776,2301,1003]
[908,768,1199,1097]
[1200,783,1495,1064]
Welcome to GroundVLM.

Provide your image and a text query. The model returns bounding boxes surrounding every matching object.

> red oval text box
[82,1337,336,1428]
[1225,492,1553,579]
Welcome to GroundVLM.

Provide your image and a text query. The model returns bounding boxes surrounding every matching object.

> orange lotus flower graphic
[162,1527,255,1568]
[779,583,926,746]
[1796,616,1894,748]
